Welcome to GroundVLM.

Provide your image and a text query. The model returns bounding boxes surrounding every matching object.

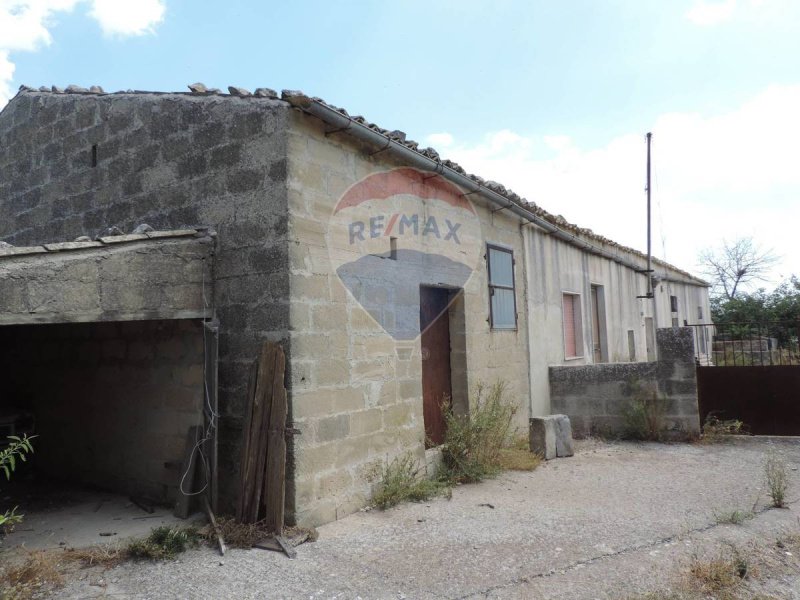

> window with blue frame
[487,244,517,330]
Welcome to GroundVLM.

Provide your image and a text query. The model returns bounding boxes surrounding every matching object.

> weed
[65,544,126,567]
[440,381,517,483]
[0,550,64,600]
[1,434,36,530]
[369,452,449,510]
[126,525,201,560]
[688,547,750,596]
[764,450,789,508]
[622,380,667,441]
[200,516,319,548]
[714,508,754,525]
[701,414,747,443]
[496,436,543,472]
[776,532,800,552]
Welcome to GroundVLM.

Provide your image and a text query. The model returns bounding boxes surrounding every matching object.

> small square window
[487,245,516,330]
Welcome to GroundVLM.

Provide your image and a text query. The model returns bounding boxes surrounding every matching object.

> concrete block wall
[0,91,291,511]
[285,112,531,526]
[549,327,700,439]
[0,319,205,503]
[524,225,711,419]
[0,234,213,324]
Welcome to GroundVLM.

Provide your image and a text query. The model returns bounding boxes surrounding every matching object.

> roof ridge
[12,84,705,284]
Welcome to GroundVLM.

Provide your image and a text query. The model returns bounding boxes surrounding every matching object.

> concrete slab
[41,438,800,599]
[1,483,201,551]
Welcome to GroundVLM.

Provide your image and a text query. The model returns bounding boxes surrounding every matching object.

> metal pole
[646,132,652,298]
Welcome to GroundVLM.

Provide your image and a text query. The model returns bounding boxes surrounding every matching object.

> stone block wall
[0,320,205,503]
[0,91,291,511]
[285,111,531,526]
[0,233,213,324]
[550,327,700,439]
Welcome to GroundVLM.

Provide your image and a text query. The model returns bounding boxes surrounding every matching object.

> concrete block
[554,415,574,458]
[529,416,556,460]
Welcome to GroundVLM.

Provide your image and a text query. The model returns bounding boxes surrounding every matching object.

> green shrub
[126,525,201,560]
[713,508,754,525]
[370,452,449,510]
[440,381,517,483]
[622,380,667,441]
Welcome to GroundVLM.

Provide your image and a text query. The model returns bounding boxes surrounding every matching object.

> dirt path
[34,438,800,598]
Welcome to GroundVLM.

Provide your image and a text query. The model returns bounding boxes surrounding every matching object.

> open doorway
[0,319,212,548]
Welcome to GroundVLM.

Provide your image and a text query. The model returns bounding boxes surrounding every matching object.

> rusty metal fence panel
[685,321,800,366]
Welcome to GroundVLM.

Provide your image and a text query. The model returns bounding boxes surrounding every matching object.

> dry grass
[65,543,127,567]
[0,550,66,600]
[204,516,274,548]
[200,517,319,548]
[764,451,789,508]
[701,414,747,444]
[680,546,754,600]
[496,436,543,472]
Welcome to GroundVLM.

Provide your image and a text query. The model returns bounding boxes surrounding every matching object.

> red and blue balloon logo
[327,168,482,340]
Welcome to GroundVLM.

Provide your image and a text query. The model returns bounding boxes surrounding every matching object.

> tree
[699,237,780,300]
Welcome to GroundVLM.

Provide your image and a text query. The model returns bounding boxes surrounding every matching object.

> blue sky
[2,0,799,285]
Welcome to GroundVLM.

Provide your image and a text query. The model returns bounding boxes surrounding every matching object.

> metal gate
[688,321,800,435]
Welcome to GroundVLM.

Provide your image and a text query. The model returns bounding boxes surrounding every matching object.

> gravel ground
[51,437,800,599]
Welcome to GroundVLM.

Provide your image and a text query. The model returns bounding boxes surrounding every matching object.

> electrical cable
[179,255,216,497]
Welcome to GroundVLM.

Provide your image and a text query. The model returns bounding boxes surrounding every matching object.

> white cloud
[429,84,800,285]
[426,132,454,147]
[685,0,736,26]
[0,0,165,105]
[89,0,164,37]
[684,0,780,26]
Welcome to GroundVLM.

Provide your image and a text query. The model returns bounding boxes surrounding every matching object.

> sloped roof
[7,84,708,286]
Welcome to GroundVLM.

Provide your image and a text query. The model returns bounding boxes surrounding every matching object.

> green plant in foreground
[714,508,754,525]
[370,452,449,510]
[1,434,36,529]
[621,379,667,441]
[764,451,789,508]
[702,414,746,443]
[126,525,201,560]
[441,380,516,483]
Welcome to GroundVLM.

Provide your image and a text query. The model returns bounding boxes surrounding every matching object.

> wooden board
[263,345,288,534]
[236,342,288,526]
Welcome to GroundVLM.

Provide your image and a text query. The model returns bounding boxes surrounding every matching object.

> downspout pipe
[285,93,705,288]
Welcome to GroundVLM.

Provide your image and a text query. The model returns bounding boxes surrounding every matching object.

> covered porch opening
[0,318,215,548]
[0,229,217,548]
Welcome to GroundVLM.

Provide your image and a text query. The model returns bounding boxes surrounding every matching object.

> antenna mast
[637,132,654,299]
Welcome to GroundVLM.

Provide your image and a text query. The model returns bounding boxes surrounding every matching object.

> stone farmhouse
[0,85,710,526]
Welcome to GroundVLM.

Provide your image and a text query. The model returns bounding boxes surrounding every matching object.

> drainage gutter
[284,92,706,288]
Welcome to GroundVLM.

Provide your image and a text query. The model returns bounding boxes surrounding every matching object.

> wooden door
[591,286,602,362]
[420,287,452,447]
